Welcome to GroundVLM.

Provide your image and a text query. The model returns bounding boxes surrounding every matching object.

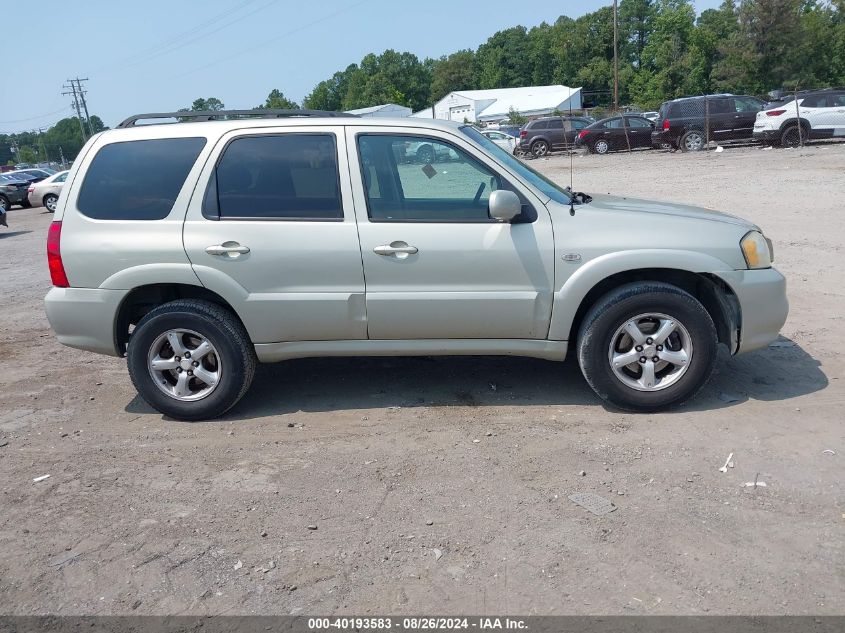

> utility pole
[62,80,88,141]
[613,0,619,112]
[74,78,93,136]
[36,127,49,163]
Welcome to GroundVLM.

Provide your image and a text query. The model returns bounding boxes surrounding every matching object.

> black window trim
[354,131,536,225]
[202,131,345,222]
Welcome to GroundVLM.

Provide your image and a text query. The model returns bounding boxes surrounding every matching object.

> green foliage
[0,113,109,164]
[256,89,299,110]
[187,97,225,111]
[430,50,476,102]
[506,107,528,125]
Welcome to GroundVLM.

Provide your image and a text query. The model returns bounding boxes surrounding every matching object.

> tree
[475,26,533,88]
[506,107,527,125]
[187,97,226,111]
[256,89,299,110]
[430,50,476,102]
[620,0,657,68]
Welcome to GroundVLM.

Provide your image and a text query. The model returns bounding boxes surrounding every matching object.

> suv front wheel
[577,282,718,411]
[127,299,256,421]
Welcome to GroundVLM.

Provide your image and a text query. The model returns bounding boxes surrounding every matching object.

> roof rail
[117,108,355,128]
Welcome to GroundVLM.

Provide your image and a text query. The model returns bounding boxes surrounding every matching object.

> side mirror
[488,189,521,223]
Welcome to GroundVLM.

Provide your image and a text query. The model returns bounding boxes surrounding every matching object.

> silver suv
[45,109,788,420]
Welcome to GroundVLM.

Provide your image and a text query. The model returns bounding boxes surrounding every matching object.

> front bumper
[713,268,788,354]
[45,286,128,357]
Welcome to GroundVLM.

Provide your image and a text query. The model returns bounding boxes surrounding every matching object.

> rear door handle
[206,242,250,256]
[374,241,418,257]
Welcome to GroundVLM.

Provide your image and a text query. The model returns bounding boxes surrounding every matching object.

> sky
[0,0,722,134]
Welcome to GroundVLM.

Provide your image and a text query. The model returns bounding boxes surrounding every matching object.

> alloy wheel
[607,313,693,392]
[147,328,222,401]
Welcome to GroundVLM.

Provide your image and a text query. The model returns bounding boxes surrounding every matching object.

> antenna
[569,86,576,216]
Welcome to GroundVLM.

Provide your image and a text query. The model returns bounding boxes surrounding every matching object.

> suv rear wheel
[43,194,59,213]
[780,124,808,148]
[680,130,705,152]
[531,140,549,157]
[577,282,718,411]
[127,299,256,421]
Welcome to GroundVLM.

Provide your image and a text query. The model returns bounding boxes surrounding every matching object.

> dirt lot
[1,144,843,616]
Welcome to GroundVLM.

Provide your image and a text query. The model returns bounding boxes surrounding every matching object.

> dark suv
[518,116,593,157]
[651,95,765,151]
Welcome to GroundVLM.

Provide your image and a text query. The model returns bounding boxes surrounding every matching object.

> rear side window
[530,121,549,130]
[210,134,342,220]
[78,138,205,220]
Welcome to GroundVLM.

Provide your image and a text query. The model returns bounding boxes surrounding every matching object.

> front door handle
[206,242,250,256]
[374,241,418,257]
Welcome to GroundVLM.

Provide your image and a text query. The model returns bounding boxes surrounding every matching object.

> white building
[410,85,582,123]
[345,103,412,118]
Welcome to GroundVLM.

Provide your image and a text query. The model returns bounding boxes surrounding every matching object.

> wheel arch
[114,283,245,355]
[550,259,740,353]
[778,117,811,133]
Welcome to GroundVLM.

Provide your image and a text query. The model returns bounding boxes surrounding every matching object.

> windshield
[460,125,573,204]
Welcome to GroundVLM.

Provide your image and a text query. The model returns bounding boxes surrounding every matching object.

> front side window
[212,134,342,220]
[460,125,572,205]
[78,137,206,220]
[358,134,507,223]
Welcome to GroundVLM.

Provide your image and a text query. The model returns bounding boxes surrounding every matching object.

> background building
[410,85,582,122]
[345,103,412,118]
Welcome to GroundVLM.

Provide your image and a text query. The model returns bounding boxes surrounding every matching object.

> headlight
[740,230,772,269]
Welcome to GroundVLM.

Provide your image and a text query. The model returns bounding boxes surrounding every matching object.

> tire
[416,145,435,164]
[531,140,549,157]
[0,195,9,214]
[577,282,718,412]
[680,130,705,152]
[43,194,58,213]
[20,198,31,208]
[127,299,256,421]
[592,139,610,155]
[780,124,807,148]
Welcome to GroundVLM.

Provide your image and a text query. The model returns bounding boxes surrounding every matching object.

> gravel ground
[0,143,843,616]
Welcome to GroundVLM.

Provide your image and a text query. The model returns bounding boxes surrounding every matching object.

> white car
[481,130,517,153]
[753,88,845,147]
[28,170,69,212]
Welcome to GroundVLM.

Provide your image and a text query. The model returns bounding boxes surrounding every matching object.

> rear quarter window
[77,137,206,220]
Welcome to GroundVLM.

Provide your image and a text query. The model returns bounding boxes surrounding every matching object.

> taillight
[765,110,786,116]
[47,221,69,287]
[519,130,527,138]
[578,130,589,139]
[27,186,34,193]
[662,119,670,131]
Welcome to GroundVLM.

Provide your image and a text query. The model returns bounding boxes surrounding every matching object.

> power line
[0,106,72,126]
[103,0,262,70]
[122,0,281,70]
[173,0,372,80]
